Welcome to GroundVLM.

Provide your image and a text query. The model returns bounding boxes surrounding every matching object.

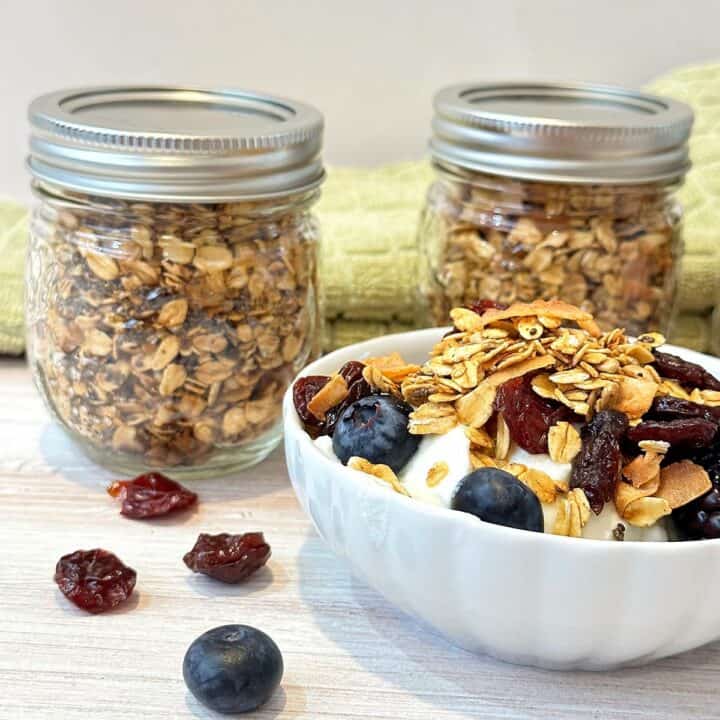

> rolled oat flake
[28,86,324,201]
[431,82,693,183]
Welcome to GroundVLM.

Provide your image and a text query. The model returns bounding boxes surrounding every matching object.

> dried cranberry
[495,375,572,454]
[183,532,271,584]
[467,299,507,315]
[107,472,198,519]
[571,410,629,514]
[647,396,720,424]
[293,375,330,438]
[653,351,720,391]
[626,418,717,449]
[54,549,137,614]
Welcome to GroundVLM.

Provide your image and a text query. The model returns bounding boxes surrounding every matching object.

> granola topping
[299,298,720,542]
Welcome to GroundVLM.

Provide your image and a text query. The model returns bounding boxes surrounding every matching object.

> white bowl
[283,328,720,670]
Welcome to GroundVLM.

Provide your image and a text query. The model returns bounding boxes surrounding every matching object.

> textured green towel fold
[0,200,28,355]
[649,65,720,313]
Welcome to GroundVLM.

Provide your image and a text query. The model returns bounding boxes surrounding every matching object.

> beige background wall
[2,0,719,200]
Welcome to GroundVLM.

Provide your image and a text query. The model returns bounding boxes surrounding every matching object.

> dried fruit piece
[653,351,720,391]
[571,410,629,514]
[54,549,137,614]
[495,376,572,454]
[293,375,330,437]
[183,533,271,584]
[107,472,198,519]
[648,396,720,424]
[626,418,717,449]
[656,461,712,510]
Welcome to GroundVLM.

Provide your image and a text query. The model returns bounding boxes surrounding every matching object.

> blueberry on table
[183,625,283,714]
[332,395,420,473]
[451,468,544,533]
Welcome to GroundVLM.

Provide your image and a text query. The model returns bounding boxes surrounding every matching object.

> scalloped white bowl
[283,328,720,670]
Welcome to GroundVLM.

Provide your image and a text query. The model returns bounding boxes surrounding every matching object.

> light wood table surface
[1,357,719,719]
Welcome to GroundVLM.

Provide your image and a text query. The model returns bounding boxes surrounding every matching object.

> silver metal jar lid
[431,82,694,184]
[28,86,325,202]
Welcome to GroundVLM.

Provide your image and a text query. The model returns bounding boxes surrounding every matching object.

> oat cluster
[28,189,318,468]
[420,175,678,336]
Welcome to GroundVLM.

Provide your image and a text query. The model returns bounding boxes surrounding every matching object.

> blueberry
[183,624,283,714]
[451,468,544,533]
[332,395,420,473]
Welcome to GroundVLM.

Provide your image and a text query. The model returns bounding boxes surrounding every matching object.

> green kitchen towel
[649,64,720,312]
[0,200,28,355]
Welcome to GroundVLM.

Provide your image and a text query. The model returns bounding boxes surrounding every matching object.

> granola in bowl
[292,299,720,541]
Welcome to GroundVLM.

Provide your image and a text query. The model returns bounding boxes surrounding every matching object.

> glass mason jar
[26,86,325,476]
[419,83,694,336]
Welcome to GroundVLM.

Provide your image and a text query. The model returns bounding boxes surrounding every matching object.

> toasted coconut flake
[623,451,662,489]
[614,477,661,516]
[656,461,712,509]
[474,300,594,328]
[548,421,581,464]
[348,456,409,496]
[364,352,421,382]
[610,375,658,419]
[307,374,349,421]
[623,496,672,527]
[426,461,450,488]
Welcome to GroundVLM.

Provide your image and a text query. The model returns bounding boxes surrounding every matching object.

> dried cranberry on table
[494,375,572,454]
[107,472,198,519]
[626,418,717,450]
[652,351,720,391]
[54,549,137,614]
[183,532,271,583]
[570,410,629,515]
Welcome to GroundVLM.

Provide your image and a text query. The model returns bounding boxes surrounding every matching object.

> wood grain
[1,357,718,719]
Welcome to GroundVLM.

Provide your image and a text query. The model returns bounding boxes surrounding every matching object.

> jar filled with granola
[26,86,324,476]
[419,82,694,336]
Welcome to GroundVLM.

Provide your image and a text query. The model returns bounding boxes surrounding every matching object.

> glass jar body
[26,183,320,476]
[418,169,683,335]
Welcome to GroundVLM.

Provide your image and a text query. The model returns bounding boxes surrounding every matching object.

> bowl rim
[283,327,720,554]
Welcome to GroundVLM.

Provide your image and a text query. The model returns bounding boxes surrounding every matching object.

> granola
[28,188,319,470]
[296,298,720,541]
[419,175,679,336]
